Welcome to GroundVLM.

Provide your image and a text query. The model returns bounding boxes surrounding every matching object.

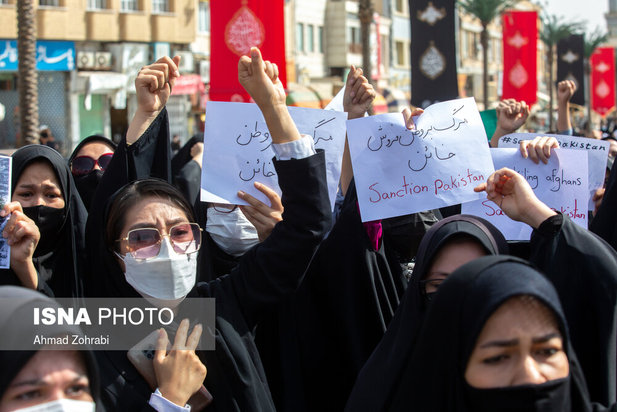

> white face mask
[15,399,96,412]
[116,238,197,308]
[206,206,260,257]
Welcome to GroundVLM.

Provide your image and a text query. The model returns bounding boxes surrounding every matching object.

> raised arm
[490,99,530,148]
[226,48,331,326]
[340,65,377,196]
[556,80,576,134]
[126,56,180,145]
[238,47,299,144]
[475,167,617,405]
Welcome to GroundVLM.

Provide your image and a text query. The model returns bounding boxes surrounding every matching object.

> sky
[541,0,609,33]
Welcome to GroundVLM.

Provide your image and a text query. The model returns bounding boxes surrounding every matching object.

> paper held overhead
[462,148,589,241]
[200,102,347,211]
[346,97,495,222]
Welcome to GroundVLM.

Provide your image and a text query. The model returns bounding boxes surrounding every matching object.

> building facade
[0,0,196,152]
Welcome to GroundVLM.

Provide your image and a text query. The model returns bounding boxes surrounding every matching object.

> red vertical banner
[502,11,538,105]
[210,0,287,102]
[590,47,616,117]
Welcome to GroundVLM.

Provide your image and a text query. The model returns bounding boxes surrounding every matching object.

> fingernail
[350,91,355,97]
[174,70,180,77]
[251,48,258,58]
[0,210,5,217]
[238,190,245,196]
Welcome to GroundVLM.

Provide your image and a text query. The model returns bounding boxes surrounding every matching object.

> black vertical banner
[409,0,458,107]
[557,34,585,106]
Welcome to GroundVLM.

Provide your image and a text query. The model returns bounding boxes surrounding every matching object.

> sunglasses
[71,153,113,176]
[117,222,203,260]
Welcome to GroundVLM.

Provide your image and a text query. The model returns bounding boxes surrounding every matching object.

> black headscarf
[10,145,87,297]
[0,286,101,408]
[171,136,202,205]
[345,215,508,411]
[347,256,605,411]
[68,135,117,211]
[85,110,171,297]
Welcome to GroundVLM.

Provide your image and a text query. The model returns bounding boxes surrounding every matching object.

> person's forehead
[75,142,114,159]
[123,196,189,229]
[12,350,86,383]
[17,161,60,187]
[478,297,559,341]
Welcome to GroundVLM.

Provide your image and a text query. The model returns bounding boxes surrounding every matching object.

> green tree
[540,13,583,131]
[17,0,39,147]
[584,28,608,133]
[458,0,517,110]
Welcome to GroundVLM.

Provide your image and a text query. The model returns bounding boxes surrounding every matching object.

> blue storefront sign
[0,40,75,71]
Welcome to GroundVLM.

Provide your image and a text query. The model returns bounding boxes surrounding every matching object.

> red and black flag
[557,34,585,106]
[408,0,458,107]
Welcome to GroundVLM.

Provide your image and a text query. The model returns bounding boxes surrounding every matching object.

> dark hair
[105,179,195,252]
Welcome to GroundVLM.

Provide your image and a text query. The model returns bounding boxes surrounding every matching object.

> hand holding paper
[239,182,283,242]
[474,168,557,229]
[519,135,559,164]
[1,201,39,289]
[402,107,424,130]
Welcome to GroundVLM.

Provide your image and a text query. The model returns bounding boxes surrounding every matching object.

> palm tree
[584,28,608,133]
[540,13,584,131]
[17,0,39,147]
[358,0,374,85]
[458,0,517,110]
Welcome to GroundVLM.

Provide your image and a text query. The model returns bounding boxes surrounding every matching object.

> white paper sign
[498,133,608,209]
[200,102,347,210]
[346,97,495,222]
[461,148,589,240]
[0,155,10,269]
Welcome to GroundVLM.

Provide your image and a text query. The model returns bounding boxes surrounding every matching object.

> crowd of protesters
[0,47,616,412]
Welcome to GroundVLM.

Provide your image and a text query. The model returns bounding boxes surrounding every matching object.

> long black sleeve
[226,150,331,329]
[530,214,617,406]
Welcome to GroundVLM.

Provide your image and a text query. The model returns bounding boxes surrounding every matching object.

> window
[348,26,361,53]
[307,25,314,52]
[87,0,106,9]
[39,0,59,6]
[318,26,324,53]
[396,40,406,67]
[296,23,304,52]
[151,0,168,13]
[120,0,138,11]
[395,0,405,14]
[198,1,210,33]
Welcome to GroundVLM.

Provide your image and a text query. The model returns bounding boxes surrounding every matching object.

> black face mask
[465,377,571,412]
[74,169,104,210]
[23,205,66,256]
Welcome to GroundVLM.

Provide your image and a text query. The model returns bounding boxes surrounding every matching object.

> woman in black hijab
[344,214,508,411]
[346,255,613,411]
[0,286,101,411]
[87,50,331,411]
[69,135,117,211]
[5,145,87,297]
[171,135,202,205]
